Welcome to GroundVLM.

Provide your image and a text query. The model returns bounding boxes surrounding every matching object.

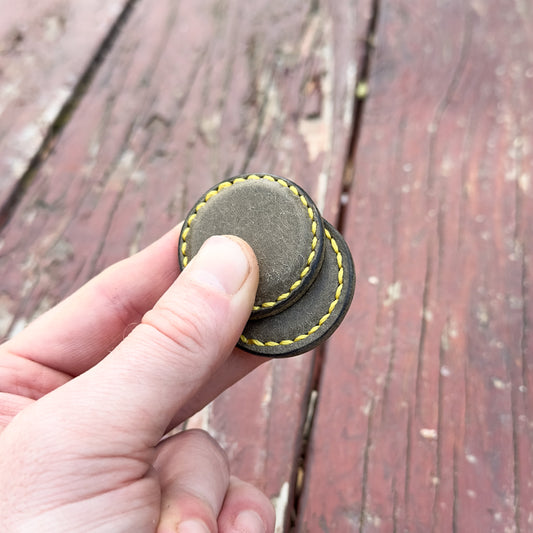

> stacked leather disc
[178,174,356,357]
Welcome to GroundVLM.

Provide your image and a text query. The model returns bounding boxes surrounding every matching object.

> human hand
[0,225,275,532]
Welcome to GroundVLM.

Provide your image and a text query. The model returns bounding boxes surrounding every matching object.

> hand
[0,226,275,532]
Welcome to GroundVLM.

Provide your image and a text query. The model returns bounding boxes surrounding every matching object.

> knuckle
[181,429,230,474]
[142,299,217,358]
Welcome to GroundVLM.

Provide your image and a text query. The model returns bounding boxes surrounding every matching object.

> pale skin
[0,225,276,532]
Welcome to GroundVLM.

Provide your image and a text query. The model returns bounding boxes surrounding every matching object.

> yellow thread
[289,279,301,291]
[329,299,339,313]
[240,229,345,347]
[318,314,330,326]
[181,174,318,312]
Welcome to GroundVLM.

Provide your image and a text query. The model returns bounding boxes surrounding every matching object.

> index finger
[3,224,183,377]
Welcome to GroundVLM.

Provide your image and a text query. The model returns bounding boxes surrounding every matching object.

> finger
[37,235,259,446]
[218,477,275,533]
[2,224,182,377]
[154,429,230,532]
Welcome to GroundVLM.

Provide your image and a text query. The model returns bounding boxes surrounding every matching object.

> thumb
[38,235,258,446]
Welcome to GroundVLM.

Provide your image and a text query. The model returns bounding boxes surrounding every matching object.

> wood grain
[0,0,132,210]
[298,0,533,531]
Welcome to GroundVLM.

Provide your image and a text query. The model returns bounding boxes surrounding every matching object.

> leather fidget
[178,174,356,357]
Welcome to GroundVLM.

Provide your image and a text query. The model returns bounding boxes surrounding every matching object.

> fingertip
[217,476,275,533]
[184,236,258,297]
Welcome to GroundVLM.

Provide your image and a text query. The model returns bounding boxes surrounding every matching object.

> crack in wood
[359,397,375,533]
[336,0,380,233]
[291,1,382,528]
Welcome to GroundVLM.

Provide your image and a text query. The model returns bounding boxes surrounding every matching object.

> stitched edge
[180,174,318,311]
[239,227,344,347]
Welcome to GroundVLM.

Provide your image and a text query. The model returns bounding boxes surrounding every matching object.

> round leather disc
[178,174,325,319]
[239,220,356,357]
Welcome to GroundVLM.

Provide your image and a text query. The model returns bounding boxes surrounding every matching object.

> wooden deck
[1,1,532,531]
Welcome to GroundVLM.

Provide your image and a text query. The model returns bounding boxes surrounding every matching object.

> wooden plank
[0,0,132,211]
[298,0,533,531]
[0,0,370,530]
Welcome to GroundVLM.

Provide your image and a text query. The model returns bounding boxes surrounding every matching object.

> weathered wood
[0,0,132,211]
[298,0,533,531]
[0,0,369,530]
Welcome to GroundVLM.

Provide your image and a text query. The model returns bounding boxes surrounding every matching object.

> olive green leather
[178,174,356,357]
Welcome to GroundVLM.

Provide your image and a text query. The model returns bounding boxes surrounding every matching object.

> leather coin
[178,173,356,357]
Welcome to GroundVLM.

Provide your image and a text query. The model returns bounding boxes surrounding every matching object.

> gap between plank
[290,0,382,527]
[0,0,141,233]
[337,0,380,234]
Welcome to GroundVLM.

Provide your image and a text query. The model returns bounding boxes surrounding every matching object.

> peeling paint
[315,171,328,213]
[0,295,15,338]
[9,317,28,339]
[384,281,401,306]
[39,86,71,127]
[0,81,21,116]
[420,428,438,440]
[466,453,478,464]
[518,172,530,192]
[343,61,357,127]
[491,377,508,390]
[186,404,211,432]
[272,481,290,533]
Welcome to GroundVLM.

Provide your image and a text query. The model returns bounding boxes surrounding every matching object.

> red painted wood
[298,1,533,531]
[0,0,131,209]
[0,0,369,530]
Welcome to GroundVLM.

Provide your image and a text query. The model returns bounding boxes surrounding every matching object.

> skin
[0,225,276,532]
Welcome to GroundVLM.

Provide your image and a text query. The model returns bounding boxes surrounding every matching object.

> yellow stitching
[181,174,318,311]
[240,228,344,347]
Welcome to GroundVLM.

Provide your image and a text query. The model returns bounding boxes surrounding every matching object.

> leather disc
[178,174,356,357]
